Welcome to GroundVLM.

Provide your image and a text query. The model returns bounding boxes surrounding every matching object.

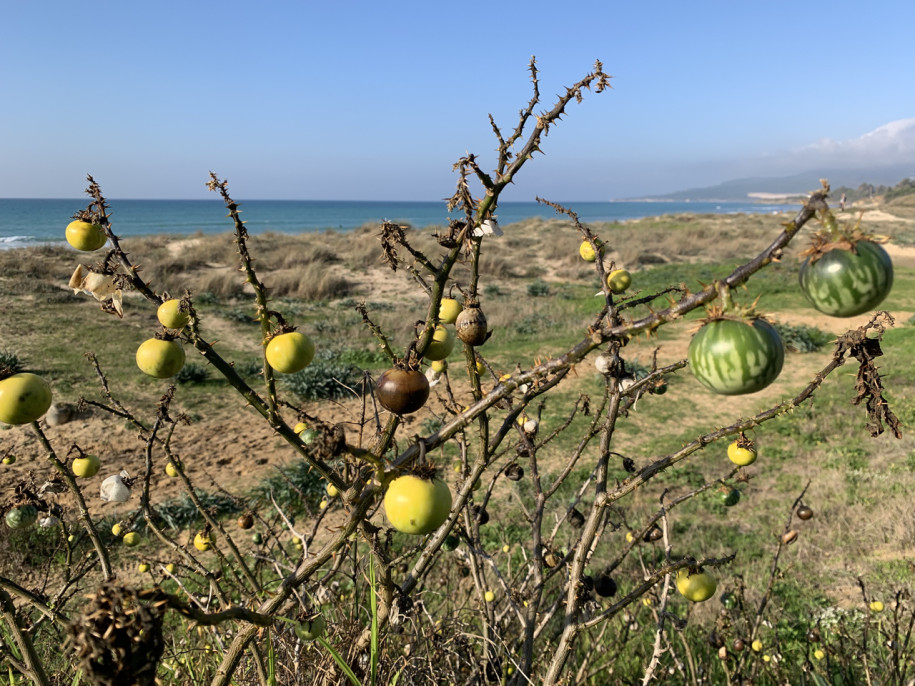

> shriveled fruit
[0,373,53,425]
[383,474,451,535]
[455,304,489,346]
[594,573,617,598]
[376,369,430,414]
[265,331,315,374]
[136,338,186,379]
[797,505,814,520]
[237,513,254,529]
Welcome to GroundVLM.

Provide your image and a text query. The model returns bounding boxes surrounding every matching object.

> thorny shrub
[0,58,908,686]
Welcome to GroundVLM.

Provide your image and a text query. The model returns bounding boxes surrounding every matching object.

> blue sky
[2,1,913,201]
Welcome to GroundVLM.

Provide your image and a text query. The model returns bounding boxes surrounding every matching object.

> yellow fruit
[579,239,603,262]
[438,298,463,324]
[751,640,763,652]
[607,269,632,294]
[165,563,176,574]
[728,440,758,466]
[384,474,452,535]
[502,544,510,553]
[138,563,150,573]
[319,499,329,510]
[165,462,179,477]
[484,590,495,602]
[193,532,213,552]
[870,600,885,612]
[424,325,455,361]
[475,361,486,375]
[626,531,635,543]
[265,331,315,374]
[675,568,717,602]
[65,220,107,251]
[72,454,101,478]
[0,373,53,425]
[136,338,186,378]
[157,299,190,330]
[814,649,825,660]
[122,532,140,547]
[326,483,339,498]
[430,359,447,373]
[111,523,122,536]
[293,421,308,434]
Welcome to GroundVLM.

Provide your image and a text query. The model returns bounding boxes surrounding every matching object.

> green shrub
[174,362,209,384]
[0,350,24,374]
[772,322,833,352]
[283,349,364,400]
[527,279,551,297]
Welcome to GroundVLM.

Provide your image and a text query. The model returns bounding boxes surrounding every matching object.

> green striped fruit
[688,318,784,395]
[799,241,893,317]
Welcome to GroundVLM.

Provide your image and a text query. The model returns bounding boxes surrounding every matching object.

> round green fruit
[295,614,326,641]
[607,269,632,294]
[136,339,186,379]
[5,505,38,529]
[688,318,784,395]
[157,299,190,330]
[676,568,717,602]
[424,325,455,362]
[0,373,53,425]
[799,240,893,317]
[720,488,741,507]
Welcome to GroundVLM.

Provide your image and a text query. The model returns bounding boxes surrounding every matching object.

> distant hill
[638,165,915,202]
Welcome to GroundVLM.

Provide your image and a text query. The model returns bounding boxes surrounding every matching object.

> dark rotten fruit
[799,240,893,317]
[688,318,785,395]
[375,369,430,414]
[455,304,488,346]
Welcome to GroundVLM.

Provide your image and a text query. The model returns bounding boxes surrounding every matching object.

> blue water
[0,198,800,249]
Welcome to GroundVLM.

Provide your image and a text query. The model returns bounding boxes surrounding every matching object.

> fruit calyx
[733,431,755,453]
[800,215,889,265]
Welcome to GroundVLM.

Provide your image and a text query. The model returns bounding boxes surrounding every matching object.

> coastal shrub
[772,321,834,352]
[174,362,209,384]
[0,351,24,374]
[282,349,363,400]
[0,58,907,686]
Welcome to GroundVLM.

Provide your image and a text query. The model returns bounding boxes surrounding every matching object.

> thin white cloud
[752,118,915,175]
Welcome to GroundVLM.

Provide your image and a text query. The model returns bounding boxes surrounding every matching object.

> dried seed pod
[782,530,799,545]
[594,352,619,376]
[797,505,814,520]
[543,550,561,568]
[568,508,585,529]
[594,573,617,598]
[455,304,489,346]
[504,463,524,481]
[644,524,663,542]
[718,645,728,660]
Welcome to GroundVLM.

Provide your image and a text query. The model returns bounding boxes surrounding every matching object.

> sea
[0,198,801,250]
